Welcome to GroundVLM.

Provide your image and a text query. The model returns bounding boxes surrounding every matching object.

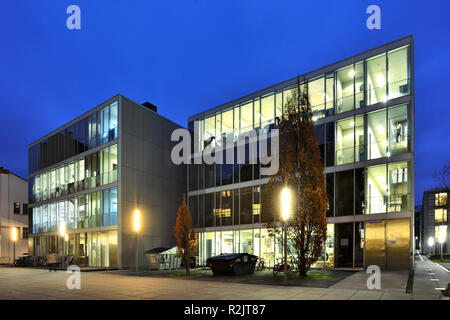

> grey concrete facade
[118,96,186,269]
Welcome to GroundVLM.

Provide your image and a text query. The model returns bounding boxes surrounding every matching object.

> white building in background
[0,167,29,264]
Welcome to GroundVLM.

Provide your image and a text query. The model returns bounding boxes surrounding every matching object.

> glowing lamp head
[428,237,434,247]
[438,229,446,244]
[59,221,66,237]
[64,233,69,242]
[133,209,141,232]
[11,227,18,242]
[281,187,291,221]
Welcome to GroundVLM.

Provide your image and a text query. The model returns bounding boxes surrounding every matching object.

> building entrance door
[365,219,410,269]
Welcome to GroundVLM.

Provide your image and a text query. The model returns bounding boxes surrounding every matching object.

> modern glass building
[28,95,186,268]
[420,189,449,255]
[188,36,415,269]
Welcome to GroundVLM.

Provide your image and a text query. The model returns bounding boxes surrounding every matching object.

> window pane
[367,53,387,105]
[355,61,364,109]
[335,170,354,216]
[325,74,334,114]
[326,122,335,167]
[215,113,221,146]
[355,168,365,215]
[222,108,233,145]
[234,106,240,141]
[254,98,260,130]
[261,94,274,132]
[366,164,387,214]
[388,105,409,156]
[355,115,364,162]
[240,101,253,133]
[240,229,253,254]
[388,161,409,212]
[253,186,261,224]
[388,46,409,99]
[336,65,354,113]
[240,187,252,225]
[204,115,215,148]
[336,117,355,165]
[367,109,387,159]
[326,173,334,217]
[204,193,214,227]
[309,77,325,119]
[215,192,220,226]
[275,92,282,120]
[221,190,232,226]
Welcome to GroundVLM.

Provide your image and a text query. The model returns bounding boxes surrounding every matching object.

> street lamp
[281,187,291,283]
[438,228,446,261]
[11,227,18,265]
[428,236,435,253]
[134,209,141,272]
[59,221,66,267]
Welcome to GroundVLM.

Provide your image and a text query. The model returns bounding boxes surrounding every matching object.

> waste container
[206,253,257,276]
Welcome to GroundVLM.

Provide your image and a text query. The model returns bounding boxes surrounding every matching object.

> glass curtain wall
[366,161,410,214]
[32,187,118,233]
[32,144,118,202]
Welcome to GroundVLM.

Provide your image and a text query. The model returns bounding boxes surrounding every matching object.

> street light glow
[134,209,141,232]
[438,228,446,244]
[64,233,69,242]
[281,187,291,221]
[11,227,17,242]
[428,237,434,247]
[59,221,66,237]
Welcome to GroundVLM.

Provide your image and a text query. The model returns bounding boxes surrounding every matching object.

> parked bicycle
[272,258,291,277]
[255,257,265,271]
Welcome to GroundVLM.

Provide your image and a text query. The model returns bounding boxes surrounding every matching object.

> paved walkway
[329,269,410,299]
[413,253,450,300]
[0,259,448,300]
[0,267,407,300]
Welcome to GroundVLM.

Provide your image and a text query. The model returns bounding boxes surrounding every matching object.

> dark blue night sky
[1,1,449,204]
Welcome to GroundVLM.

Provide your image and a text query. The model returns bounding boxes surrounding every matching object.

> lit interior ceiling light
[382,140,388,147]
[312,116,317,122]
[350,121,355,127]
[349,70,355,77]
[381,95,388,103]
[376,74,384,86]
[377,124,384,134]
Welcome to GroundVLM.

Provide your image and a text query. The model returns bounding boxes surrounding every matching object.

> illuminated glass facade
[189,36,415,269]
[28,100,119,268]
[28,95,187,269]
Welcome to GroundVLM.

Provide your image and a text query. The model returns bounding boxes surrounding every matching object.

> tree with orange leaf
[174,194,196,275]
[262,77,327,276]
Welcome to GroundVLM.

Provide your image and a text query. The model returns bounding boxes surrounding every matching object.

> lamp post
[134,209,141,272]
[428,236,435,255]
[59,221,66,267]
[281,187,291,284]
[11,227,17,265]
[438,228,446,261]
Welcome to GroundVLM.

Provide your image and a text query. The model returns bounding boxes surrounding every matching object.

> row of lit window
[190,45,410,150]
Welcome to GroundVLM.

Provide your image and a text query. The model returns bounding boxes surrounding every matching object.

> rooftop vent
[142,101,157,113]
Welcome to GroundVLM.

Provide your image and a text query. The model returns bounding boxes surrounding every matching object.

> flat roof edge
[188,35,413,122]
